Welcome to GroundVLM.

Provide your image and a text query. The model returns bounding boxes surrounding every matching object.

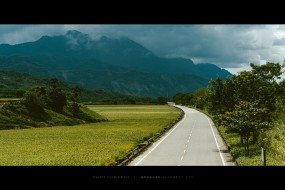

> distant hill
[0,70,130,103]
[0,30,232,97]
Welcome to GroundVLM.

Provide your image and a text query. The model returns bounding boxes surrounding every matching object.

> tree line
[173,62,285,154]
[23,78,81,117]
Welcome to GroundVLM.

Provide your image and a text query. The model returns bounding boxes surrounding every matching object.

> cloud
[0,25,65,45]
[0,24,284,74]
[273,38,285,46]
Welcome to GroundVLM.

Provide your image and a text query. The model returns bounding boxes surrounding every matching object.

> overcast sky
[0,24,284,74]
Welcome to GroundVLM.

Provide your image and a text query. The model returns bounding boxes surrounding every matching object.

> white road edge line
[205,115,226,166]
[134,107,186,166]
[181,156,184,160]
[184,149,186,153]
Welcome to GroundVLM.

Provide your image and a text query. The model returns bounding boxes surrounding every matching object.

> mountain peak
[65,30,84,37]
[0,31,233,97]
[100,36,109,41]
[65,30,90,40]
[119,36,132,41]
[65,30,90,48]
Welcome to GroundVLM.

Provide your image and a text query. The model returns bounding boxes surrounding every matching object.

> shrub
[23,87,47,114]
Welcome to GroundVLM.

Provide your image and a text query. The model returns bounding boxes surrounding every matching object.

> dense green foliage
[0,78,107,130]
[47,78,67,113]
[173,61,285,165]
[218,101,271,153]
[0,99,107,130]
[24,87,47,114]
[0,105,181,165]
[173,88,210,110]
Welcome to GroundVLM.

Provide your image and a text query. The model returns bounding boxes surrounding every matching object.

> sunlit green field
[0,98,22,102]
[0,105,181,166]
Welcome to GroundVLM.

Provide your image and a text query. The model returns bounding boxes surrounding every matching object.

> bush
[23,87,47,114]
[16,90,26,98]
[157,96,167,105]
[47,88,67,113]
[70,102,81,117]
[2,101,28,115]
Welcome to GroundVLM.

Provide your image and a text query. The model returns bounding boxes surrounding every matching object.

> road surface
[129,105,235,166]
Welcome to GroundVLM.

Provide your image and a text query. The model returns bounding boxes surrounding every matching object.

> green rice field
[0,105,181,166]
[0,98,22,102]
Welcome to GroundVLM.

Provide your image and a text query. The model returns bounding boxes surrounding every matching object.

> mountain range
[0,30,232,97]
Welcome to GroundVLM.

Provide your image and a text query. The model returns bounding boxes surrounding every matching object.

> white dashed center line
[181,123,195,163]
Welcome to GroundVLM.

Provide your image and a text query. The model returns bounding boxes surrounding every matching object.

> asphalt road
[129,105,235,166]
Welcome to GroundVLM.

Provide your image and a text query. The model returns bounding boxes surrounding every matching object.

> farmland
[0,98,22,102]
[0,105,181,166]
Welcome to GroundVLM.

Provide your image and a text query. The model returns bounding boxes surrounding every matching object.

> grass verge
[190,106,284,166]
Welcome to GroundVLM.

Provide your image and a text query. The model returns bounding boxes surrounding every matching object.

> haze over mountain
[0,30,232,97]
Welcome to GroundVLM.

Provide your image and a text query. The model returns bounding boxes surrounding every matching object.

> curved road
[129,105,235,166]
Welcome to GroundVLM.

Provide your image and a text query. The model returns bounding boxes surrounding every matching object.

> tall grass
[217,124,285,166]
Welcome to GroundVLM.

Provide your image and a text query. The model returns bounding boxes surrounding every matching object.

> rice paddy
[0,105,181,165]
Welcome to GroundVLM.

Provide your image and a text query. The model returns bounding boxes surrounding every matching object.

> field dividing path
[129,105,236,166]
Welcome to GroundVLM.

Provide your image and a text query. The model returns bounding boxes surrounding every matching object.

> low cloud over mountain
[0,30,232,97]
